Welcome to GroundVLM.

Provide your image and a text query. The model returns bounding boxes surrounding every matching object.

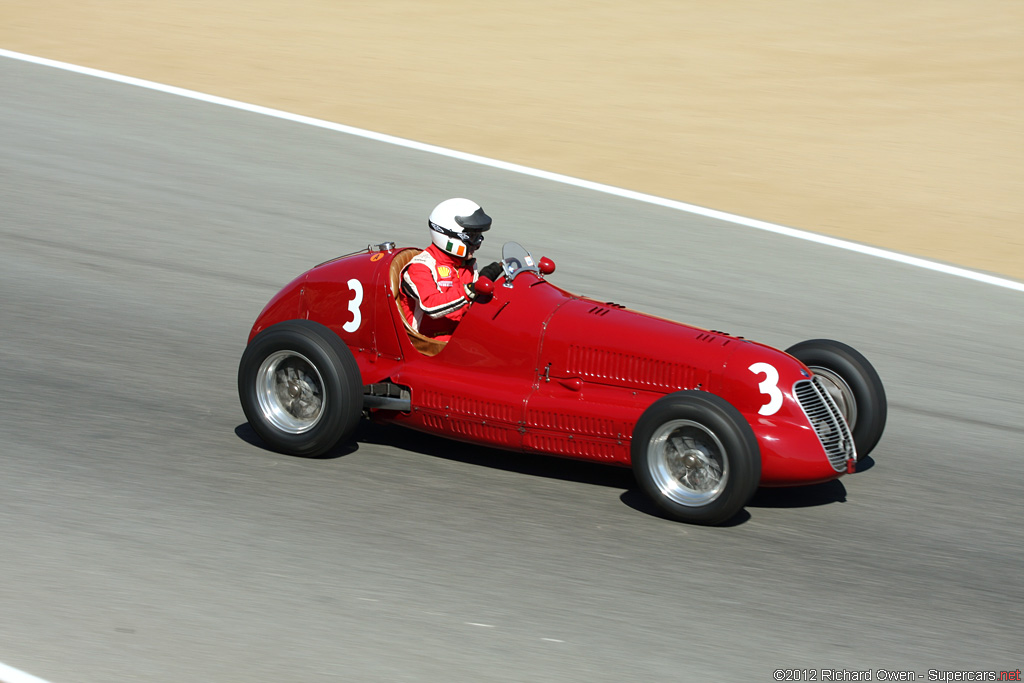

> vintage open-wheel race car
[238,241,886,525]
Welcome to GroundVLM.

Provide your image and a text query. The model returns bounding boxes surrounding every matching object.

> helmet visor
[453,207,492,232]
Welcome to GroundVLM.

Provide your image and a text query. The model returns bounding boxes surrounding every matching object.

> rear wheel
[238,320,362,457]
[632,391,760,525]
[786,339,887,458]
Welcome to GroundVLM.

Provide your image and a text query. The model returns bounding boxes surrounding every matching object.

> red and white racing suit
[399,244,479,341]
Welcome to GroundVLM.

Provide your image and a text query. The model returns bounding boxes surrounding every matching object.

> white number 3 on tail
[342,279,363,333]
[748,362,783,416]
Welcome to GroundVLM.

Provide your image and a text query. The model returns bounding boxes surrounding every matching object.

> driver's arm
[401,263,471,321]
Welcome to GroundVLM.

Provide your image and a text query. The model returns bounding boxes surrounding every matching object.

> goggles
[429,221,486,248]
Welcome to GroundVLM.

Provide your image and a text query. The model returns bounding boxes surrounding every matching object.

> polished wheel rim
[810,366,857,431]
[648,419,729,506]
[256,350,326,434]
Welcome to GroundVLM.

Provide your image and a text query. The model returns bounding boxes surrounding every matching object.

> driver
[399,198,503,341]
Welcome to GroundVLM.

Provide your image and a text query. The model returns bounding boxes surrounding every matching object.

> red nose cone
[539,257,556,275]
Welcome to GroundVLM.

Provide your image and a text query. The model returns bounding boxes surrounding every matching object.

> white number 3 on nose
[748,362,783,416]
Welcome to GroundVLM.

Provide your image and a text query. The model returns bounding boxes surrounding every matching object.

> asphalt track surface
[2,58,1023,682]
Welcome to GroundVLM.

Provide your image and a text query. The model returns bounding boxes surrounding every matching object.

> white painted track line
[0,661,54,683]
[3,48,1021,293]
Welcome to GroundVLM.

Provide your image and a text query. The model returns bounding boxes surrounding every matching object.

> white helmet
[428,198,491,259]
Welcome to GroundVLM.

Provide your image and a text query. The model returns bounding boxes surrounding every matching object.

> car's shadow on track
[234,422,362,457]
[236,421,857,524]
[748,479,848,508]
[851,455,876,473]
[352,421,637,489]
[235,420,633,486]
[617,481,849,527]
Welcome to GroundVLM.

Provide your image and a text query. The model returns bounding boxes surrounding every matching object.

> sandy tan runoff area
[3,1,1022,281]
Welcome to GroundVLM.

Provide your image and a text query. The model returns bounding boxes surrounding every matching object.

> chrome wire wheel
[647,419,729,507]
[239,320,363,457]
[255,350,326,434]
[810,365,857,431]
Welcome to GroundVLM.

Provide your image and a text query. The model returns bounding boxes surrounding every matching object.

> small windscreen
[500,242,540,281]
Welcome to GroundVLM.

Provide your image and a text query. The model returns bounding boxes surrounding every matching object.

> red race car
[238,241,886,525]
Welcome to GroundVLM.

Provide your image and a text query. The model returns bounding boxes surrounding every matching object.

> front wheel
[238,320,363,457]
[785,339,887,458]
[632,391,761,525]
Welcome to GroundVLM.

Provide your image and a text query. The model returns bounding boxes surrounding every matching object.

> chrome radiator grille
[794,378,857,471]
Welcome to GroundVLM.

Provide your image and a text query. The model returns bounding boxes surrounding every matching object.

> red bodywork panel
[247,245,848,486]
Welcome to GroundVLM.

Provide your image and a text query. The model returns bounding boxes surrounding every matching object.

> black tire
[632,391,761,525]
[785,339,887,458]
[238,320,363,457]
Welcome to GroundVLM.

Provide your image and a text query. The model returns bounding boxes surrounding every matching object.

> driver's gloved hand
[479,261,503,281]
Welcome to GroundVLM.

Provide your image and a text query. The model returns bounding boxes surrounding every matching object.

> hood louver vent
[565,345,699,391]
